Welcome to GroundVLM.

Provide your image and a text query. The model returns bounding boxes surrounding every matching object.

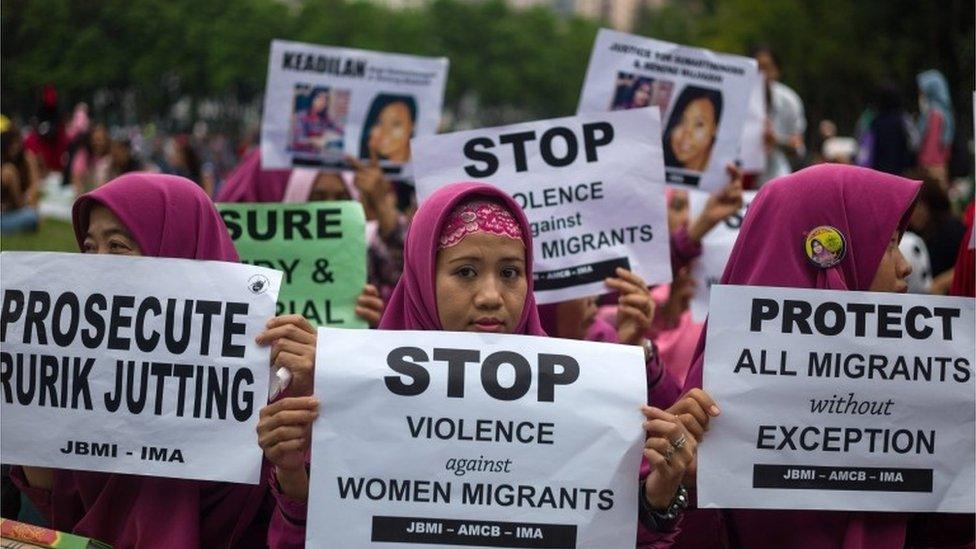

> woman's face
[554,297,598,340]
[811,240,824,254]
[370,102,413,162]
[435,232,527,333]
[868,231,911,293]
[312,92,328,113]
[633,82,653,108]
[667,190,690,232]
[82,204,142,256]
[308,173,350,202]
[669,97,718,171]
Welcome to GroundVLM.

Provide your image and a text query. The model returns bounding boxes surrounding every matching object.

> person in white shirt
[751,45,806,185]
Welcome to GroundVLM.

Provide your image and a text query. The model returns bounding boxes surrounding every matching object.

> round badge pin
[804,226,846,268]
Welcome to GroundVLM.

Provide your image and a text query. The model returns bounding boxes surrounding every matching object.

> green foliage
[634,0,975,136]
[1,0,972,134]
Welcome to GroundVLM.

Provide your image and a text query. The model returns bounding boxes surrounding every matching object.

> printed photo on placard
[578,28,759,191]
[262,40,448,178]
[287,84,350,159]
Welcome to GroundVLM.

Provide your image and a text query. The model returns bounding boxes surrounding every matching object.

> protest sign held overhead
[577,29,759,191]
[261,40,448,177]
[307,328,647,548]
[698,285,975,512]
[0,252,281,485]
[412,108,672,304]
[218,201,367,328]
[687,189,758,321]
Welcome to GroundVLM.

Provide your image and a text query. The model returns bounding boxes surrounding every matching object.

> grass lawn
[1,218,79,252]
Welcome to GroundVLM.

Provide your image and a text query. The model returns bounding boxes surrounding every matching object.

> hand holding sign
[354,284,385,328]
[257,396,318,500]
[605,267,655,347]
[688,163,744,242]
[257,315,317,398]
[641,406,698,508]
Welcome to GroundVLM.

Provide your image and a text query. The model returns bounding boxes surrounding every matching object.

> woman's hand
[257,397,318,500]
[605,268,654,347]
[641,406,698,509]
[667,388,720,441]
[256,315,317,398]
[659,267,697,326]
[665,389,720,487]
[355,284,385,328]
[348,151,399,239]
[688,163,744,242]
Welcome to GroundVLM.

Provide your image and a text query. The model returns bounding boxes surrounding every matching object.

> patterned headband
[438,199,524,250]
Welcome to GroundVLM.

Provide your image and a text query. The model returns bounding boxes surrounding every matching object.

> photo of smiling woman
[359,94,417,165]
[663,86,723,184]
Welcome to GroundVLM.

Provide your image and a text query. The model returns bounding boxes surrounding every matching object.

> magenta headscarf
[72,173,238,261]
[378,182,545,335]
[15,173,274,546]
[679,165,934,549]
[214,148,291,203]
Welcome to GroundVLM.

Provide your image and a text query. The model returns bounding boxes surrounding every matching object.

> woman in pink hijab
[260,182,709,548]
[10,173,318,547]
[675,164,974,548]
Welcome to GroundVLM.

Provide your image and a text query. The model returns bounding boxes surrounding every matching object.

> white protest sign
[687,189,758,321]
[412,108,672,304]
[261,39,448,177]
[699,285,975,512]
[0,252,281,484]
[577,29,759,191]
[739,76,766,173]
[308,328,646,548]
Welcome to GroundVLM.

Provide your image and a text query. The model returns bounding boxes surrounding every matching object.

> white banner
[412,108,672,304]
[699,285,976,512]
[261,40,448,178]
[308,328,647,548]
[687,190,757,321]
[0,252,281,484]
[577,29,759,191]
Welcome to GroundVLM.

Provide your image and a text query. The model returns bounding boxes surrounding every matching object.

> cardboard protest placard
[687,189,758,321]
[412,108,672,304]
[261,39,449,177]
[577,29,759,191]
[307,328,647,548]
[698,285,975,512]
[218,201,367,328]
[0,252,281,484]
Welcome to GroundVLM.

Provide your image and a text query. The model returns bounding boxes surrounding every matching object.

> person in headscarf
[9,173,319,547]
[916,70,954,183]
[216,150,405,316]
[674,164,974,548]
[260,182,710,548]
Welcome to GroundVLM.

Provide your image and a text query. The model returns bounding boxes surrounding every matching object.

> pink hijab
[680,165,935,549]
[73,173,239,261]
[378,182,545,335]
[13,173,272,547]
[214,149,291,203]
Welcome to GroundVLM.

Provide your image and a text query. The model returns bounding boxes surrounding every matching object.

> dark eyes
[453,266,522,280]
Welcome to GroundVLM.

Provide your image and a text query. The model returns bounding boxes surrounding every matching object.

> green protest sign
[218,201,367,328]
